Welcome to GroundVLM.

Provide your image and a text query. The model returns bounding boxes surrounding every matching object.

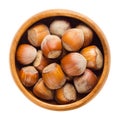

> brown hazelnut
[28,24,50,47]
[61,52,87,76]
[41,35,62,59]
[62,28,84,51]
[42,63,66,90]
[76,24,93,47]
[55,83,77,104]
[19,66,39,87]
[80,45,103,70]
[33,78,54,100]
[74,69,98,94]
[16,44,37,65]
[33,50,49,72]
[50,19,71,37]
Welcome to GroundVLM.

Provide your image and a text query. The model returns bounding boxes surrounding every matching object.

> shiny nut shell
[16,44,37,65]
[80,45,103,70]
[33,78,54,100]
[19,66,39,87]
[61,52,87,76]
[76,24,93,47]
[41,35,62,59]
[28,24,50,47]
[42,63,66,90]
[62,28,84,51]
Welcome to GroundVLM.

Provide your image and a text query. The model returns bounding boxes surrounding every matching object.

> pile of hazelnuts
[16,18,103,104]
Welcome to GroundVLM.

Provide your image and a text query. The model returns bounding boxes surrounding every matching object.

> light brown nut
[28,24,50,47]
[74,69,98,94]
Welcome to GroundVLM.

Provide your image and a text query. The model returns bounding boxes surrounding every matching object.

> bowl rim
[9,9,110,111]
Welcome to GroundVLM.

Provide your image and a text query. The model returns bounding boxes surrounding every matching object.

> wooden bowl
[10,9,110,111]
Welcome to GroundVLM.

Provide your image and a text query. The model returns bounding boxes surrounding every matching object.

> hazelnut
[61,52,87,76]
[16,44,37,65]
[42,63,66,90]
[28,24,50,47]
[50,19,71,37]
[62,28,84,51]
[55,83,77,104]
[14,16,105,105]
[80,45,103,70]
[74,69,98,94]
[76,24,93,47]
[41,35,62,59]
[19,66,39,87]
[33,78,54,100]
[33,50,49,72]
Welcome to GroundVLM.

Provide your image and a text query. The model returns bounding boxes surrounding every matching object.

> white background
[0,0,119,119]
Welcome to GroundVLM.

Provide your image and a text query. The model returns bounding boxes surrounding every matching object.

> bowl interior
[10,9,110,110]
